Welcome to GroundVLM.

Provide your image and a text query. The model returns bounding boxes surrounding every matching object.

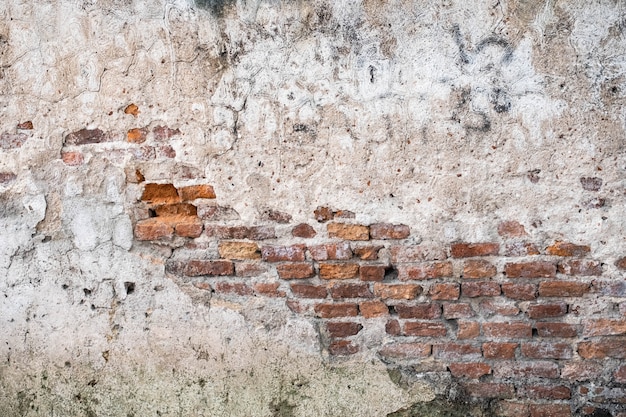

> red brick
[385,319,401,335]
[127,127,148,143]
[492,361,559,378]
[64,128,105,145]
[498,221,527,237]
[369,223,410,239]
[502,283,537,300]
[235,262,268,277]
[326,322,363,338]
[285,300,308,314]
[353,245,383,260]
[462,281,501,298]
[197,205,239,221]
[141,183,180,204]
[614,365,626,383]
[157,144,176,158]
[430,283,460,300]
[178,185,216,200]
[134,219,174,240]
[535,322,577,338]
[309,242,352,260]
[521,342,572,359]
[184,260,234,276]
[483,322,532,338]
[261,209,292,224]
[616,257,626,270]
[292,223,316,238]
[359,265,386,281]
[175,219,203,238]
[218,241,261,260]
[314,206,334,222]
[462,383,514,399]
[61,151,84,166]
[261,245,306,262]
[583,319,626,336]
[329,283,373,299]
[214,282,253,296]
[505,262,556,278]
[404,321,447,337]
[504,242,540,256]
[526,302,568,319]
[373,283,422,299]
[443,303,474,319]
[276,263,315,279]
[153,203,197,218]
[254,282,285,297]
[17,121,34,130]
[152,125,180,140]
[448,362,491,379]
[483,342,518,359]
[451,242,499,258]
[463,260,497,279]
[390,245,448,263]
[494,401,529,417]
[398,262,453,280]
[314,303,358,318]
[327,223,369,240]
[578,339,626,359]
[378,343,431,359]
[539,281,590,297]
[396,303,441,319]
[520,385,570,400]
[290,283,327,298]
[205,225,276,240]
[359,300,388,318]
[558,260,602,276]
[561,362,603,381]
[328,340,359,355]
[433,343,481,360]
[546,241,590,257]
[529,404,571,417]
[319,263,359,279]
[480,300,520,316]
[458,321,480,339]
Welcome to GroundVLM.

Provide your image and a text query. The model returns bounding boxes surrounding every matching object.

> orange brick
[583,319,626,337]
[463,260,497,279]
[141,183,180,204]
[373,283,422,300]
[458,321,480,339]
[430,283,460,300]
[218,241,260,260]
[124,103,139,117]
[327,223,369,240]
[134,218,173,240]
[546,241,590,257]
[178,185,216,200]
[314,303,358,318]
[175,218,203,238]
[451,242,499,258]
[127,127,148,143]
[276,263,315,279]
[319,263,359,279]
[359,301,388,318]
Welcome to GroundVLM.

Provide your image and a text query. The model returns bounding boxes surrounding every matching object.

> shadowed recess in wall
[195,0,236,17]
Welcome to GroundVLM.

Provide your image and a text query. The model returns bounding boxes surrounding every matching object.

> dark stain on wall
[195,0,236,17]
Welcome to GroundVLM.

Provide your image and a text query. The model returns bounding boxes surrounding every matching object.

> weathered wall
[1,0,626,415]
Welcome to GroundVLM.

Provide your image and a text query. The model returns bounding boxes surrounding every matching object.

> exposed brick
[328,340,359,355]
[443,303,474,319]
[448,362,491,379]
[430,283,460,300]
[462,281,501,298]
[141,183,180,204]
[462,383,514,399]
[285,300,308,314]
[175,218,203,238]
[502,283,537,300]
[179,185,216,201]
[218,241,261,260]
[480,300,520,317]
[561,362,603,381]
[235,262,268,277]
[329,283,373,299]
[261,209,292,224]
[61,151,84,166]
[616,257,626,270]
[158,145,176,159]
[134,218,174,240]
[253,282,285,297]
[309,242,352,260]
[557,259,602,276]
[261,245,306,262]
[292,223,316,238]
[397,262,453,280]
[276,263,315,280]
[483,342,518,359]
[373,283,422,299]
[521,342,572,359]
[580,176,603,191]
[504,241,540,256]
[539,281,590,297]
[359,300,388,318]
[390,245,447,263]
[535,322,577,338]
[494,401,529,417]
[326,322,363,338]
[463,260,497,279]
[152,125,180,141]
[197,205,240,221]
[319,263,359,280]
[546,241,591,257]
[17,120,34,130]
[583,319,626,336]
[184,260,234,276]
[483,322,532,338]
[353,245,383,260]
[378,343,431,359]
[213,282,253,296]
[334,209,355,219]
[205,225,276,240]
[153,203,197,217]
[314,206,334,222]
[124,103,139,117]
[526,302,568,319]
[578,339,626,359]
[404,321,447,337]
[451,242,499,258]
[492,361,559,378]
[64,128,105,145]
[192,282,211,291]
[127,127,148,143]
[520,385,571,400]
[395,303,441,319]
[327,223,369,240]
[290,283,327,298]
[369,223,410,239]
[505,262,556,278]
[433,343,481,360]
[314,303,358,318]
[458,321,480,339]
[614,365,626,383]
[587,387,626,404]
[529,404,571,417]
[498,221,527,237]
[385,319,401,335]
[359,265,386,282]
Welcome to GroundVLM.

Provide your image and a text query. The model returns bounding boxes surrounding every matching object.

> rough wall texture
[1,0,626,416]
